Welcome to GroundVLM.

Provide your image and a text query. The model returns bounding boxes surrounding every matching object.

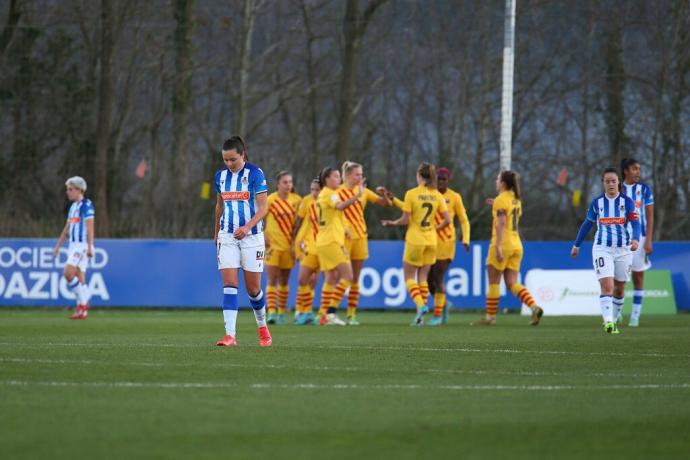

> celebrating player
[427,167,470,325]
[315,167,362,326]
[571,167,640,334]
[473,171,544,326]
[382,163,450,326]
[52,176,95,320]
[292,178,322,325]
[338,161,392,325]
[264,171,301,325]
[621,158,654,327]
[214,136,272,347]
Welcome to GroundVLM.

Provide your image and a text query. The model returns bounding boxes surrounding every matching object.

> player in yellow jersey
[382,163,450,326]
[428,167,470,325]
[292,178,321,325]
[315,167,362,326]
[338,161,392,325]
[264,171,301,325]
[472,170,543,326]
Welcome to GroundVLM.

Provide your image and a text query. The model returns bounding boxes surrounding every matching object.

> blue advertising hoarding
[0,239,689,310]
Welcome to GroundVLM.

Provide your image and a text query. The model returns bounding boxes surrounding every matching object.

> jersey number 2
[420,203,433,227]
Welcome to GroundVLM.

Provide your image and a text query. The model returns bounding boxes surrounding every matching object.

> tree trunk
[94,0,115,236]
[237,0,256,135]
[603,13,626,167]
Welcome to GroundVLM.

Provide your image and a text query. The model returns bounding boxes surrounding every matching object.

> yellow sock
[331,279,351,311]
[278,284,289,315]
[510,283,536,308]
[347,283,360,318]
[419,282,429,306]
[266,285,278,315]
[297,285,311,313]
[307,288,314,314]
[319,283,335,316]
[406,279,425,309]
[486,283,500,318]
[433,293,446,317]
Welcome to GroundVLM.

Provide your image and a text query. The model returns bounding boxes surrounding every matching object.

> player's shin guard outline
[486,283,500,318]
[223,286,239,336]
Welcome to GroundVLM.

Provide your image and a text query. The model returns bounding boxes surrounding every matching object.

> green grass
[1,309,689,460]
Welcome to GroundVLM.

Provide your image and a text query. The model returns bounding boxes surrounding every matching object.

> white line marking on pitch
[1,342,689,359]
[0,357,672,379]
[1,380,689,391]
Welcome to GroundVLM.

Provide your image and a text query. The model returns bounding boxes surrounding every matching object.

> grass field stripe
[1,341,689,359]
[0,357,671,379]
[2,380,690,391]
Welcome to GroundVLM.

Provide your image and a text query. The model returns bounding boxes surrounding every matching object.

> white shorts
[631,235,652,272]
[217,232,265,272]
[66,243,88,272]
[592,246,632,282]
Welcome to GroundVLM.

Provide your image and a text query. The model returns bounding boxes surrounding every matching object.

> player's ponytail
[319,167,337,188]
[222,136,249,161]
[342,161,362,178]
[620,157,638,181]
[500,170,521,200]
[417,162,437,188]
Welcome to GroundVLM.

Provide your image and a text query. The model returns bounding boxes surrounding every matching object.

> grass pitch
[1,308,689,460]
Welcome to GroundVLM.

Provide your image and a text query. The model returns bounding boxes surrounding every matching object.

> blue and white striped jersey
[215,162,268,235]
[67,199,95,243]
[585,194,638,247]
[623,182,654,237]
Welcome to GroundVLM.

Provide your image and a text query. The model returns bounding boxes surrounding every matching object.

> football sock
[405,279,425,309]
[599,295,613,323]
[419,282,429,306]
[319,283,335,316]
[631,289,644,321]
[249,290,267,327]
[79,282,91,306]
[266,285,278,315]
[433,292,446,317]
[612,296,625,321]
[331,279,351,311]
[347,282,360,318]
[222,286,239,336]
[486,283,500,319]
[278,284,289,315]
[296,285,311,314]
[510,283,536,308]
[67,278,80,306]
[307,288,315,314]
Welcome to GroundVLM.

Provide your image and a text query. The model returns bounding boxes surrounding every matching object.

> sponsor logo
[242,176,248,184]
[221,191,250,201]
[599,217,626,225]
[256,250,264,260]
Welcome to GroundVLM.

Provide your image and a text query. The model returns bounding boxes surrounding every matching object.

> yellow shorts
[403,243,437,267]
[317,243,348,271]
[300,251,320,271]
[486,244,523,272]
[345,237,369,261]
[266,247,294,269]
[435,239,456,261]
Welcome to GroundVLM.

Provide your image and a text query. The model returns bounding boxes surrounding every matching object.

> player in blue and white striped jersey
[621,158,654,327]
[213,136,272,348]
[571,167,640,334]
[52,176,95,320]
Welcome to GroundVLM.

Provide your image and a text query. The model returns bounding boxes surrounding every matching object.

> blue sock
[222,286,238,336]
[249,291,266,327]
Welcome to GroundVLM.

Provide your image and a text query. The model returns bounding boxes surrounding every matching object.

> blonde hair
[65,176,87,192]
[341,160,362,178]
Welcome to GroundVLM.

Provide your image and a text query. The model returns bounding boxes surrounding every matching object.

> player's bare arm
[382,212,410,227]
[86,218,95,257]
[213,195,223,242]
[645,203,654,255]
[495,210,507,261]
[53,221,70,257]
[234,191,268,240]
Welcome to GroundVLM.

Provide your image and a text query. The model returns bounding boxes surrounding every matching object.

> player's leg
[473,245,503,325]
[265,260,280,323]
[611,249,633,333]
[295,264,315,325]
[504,249,543,325]
[430,259,449,321]
[276,264,291,324]
[325,261,352,325]
[240,236,272,346]
[629,236,649,326]
[411,263,432,325]
[64,263,85,319]
[217,267,240,346]
[347,258,364,324]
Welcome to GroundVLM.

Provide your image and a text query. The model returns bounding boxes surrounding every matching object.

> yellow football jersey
[435,188,470,245]
[402,186,448,246]
[265,192,301,251]
[295,194,319,253]
[337,185,380,239]
[315,187,346,247]
[491,190,522,249]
